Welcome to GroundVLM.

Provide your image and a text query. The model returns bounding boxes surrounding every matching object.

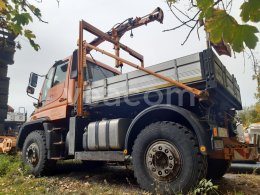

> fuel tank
[83,118,131,151]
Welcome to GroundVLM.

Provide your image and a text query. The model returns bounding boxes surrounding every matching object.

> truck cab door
[35,60,69,120]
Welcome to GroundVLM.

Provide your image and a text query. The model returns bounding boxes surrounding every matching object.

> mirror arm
[36,74,46,78]
[26,92,40,102]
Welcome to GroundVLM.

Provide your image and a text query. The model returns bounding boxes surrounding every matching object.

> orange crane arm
[88,7,164,54]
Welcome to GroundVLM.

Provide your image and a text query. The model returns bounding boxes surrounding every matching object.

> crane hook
[130,29,134,38]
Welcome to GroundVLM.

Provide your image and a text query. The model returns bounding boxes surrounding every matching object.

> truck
[244,123,260,155]
[16,8,259,194]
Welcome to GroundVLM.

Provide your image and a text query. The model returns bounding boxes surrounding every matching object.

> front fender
[124,104,211,155]
[16,117,49,149]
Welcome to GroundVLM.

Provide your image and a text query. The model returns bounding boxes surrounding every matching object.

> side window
[52,62,68,87]
[94,66,115,80]
[41,67,55,102]
[92,65,107,81]
[85,62,116,82]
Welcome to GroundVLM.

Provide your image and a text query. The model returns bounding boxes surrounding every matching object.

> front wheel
[132,121,207,194]
[22,130,56,176]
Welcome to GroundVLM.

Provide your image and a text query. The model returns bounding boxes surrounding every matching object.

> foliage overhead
[253,60,260,102]
[166,0,260,53]
[238,103,260,127]
[0,0,45,51]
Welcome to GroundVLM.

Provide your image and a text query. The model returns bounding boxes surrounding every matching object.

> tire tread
[132,121,207,193]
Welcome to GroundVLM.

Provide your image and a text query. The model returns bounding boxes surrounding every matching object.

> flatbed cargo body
[83,49,241,120]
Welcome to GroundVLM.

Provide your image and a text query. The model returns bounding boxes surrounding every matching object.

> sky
[7,0,260,115]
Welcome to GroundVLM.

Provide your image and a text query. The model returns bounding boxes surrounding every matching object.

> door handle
[59,98,67,102]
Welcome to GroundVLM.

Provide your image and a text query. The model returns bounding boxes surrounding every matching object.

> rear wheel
[22,131,56,176]
[207,159,231,180]
[132,121,207,194]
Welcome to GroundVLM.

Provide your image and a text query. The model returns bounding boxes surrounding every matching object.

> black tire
[206,158,231,180]
[22,130,56,176]
[132,121,207,194]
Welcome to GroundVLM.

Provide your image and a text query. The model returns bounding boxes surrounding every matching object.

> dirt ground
[37,163,260,194]
[218,174,260,195]
[1,162,260,194]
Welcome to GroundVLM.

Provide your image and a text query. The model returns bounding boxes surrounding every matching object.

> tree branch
[172,4,196,21]
[163,10,200,32]
[213,0,223,6]
[181,20,199,45]
[24,1,48,23]
[190,0,197,7]
[166,2,193,28]
[196,24,202,41]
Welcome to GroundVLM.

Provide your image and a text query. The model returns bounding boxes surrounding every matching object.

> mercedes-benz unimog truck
[17,8,258,194]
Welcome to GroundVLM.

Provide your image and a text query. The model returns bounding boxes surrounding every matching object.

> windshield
[53,62,68,86]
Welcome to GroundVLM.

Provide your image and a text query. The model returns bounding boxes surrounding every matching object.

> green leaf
[203,8,259,52]
[12,12,32,26]
[167,0,178,6]
[0,0,6,10]
[0,0,42,51]
[24,29,39,51]
[232,25,259,52]
[204,7,213,19]
[24,29,36,39]
[29,39,40,51]
[29,4,42,18]
[197,0,213,12]
[210,27,222,43]
[205,9,237,44]
[240,0,260,22]
[8,23,23,35]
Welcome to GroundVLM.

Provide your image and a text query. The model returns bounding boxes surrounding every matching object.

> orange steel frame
[77,20,208,116]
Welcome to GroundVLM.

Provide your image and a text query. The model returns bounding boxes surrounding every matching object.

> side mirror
[26,85,35,95]
[29,72,38,88]
[33,101,42,108]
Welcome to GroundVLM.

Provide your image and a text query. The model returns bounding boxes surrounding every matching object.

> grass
[0,154,29,178]
[0,154,52,194]
[0,154,258,195]
[0,154,147,195]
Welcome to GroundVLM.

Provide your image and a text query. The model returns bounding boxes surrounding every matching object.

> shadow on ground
[51,162,138,186]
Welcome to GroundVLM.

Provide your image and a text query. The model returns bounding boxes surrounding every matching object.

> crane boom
[87,7,164,53]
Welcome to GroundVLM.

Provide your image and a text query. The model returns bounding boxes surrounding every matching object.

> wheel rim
[26,143,40,167]
[145,141,182,182]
